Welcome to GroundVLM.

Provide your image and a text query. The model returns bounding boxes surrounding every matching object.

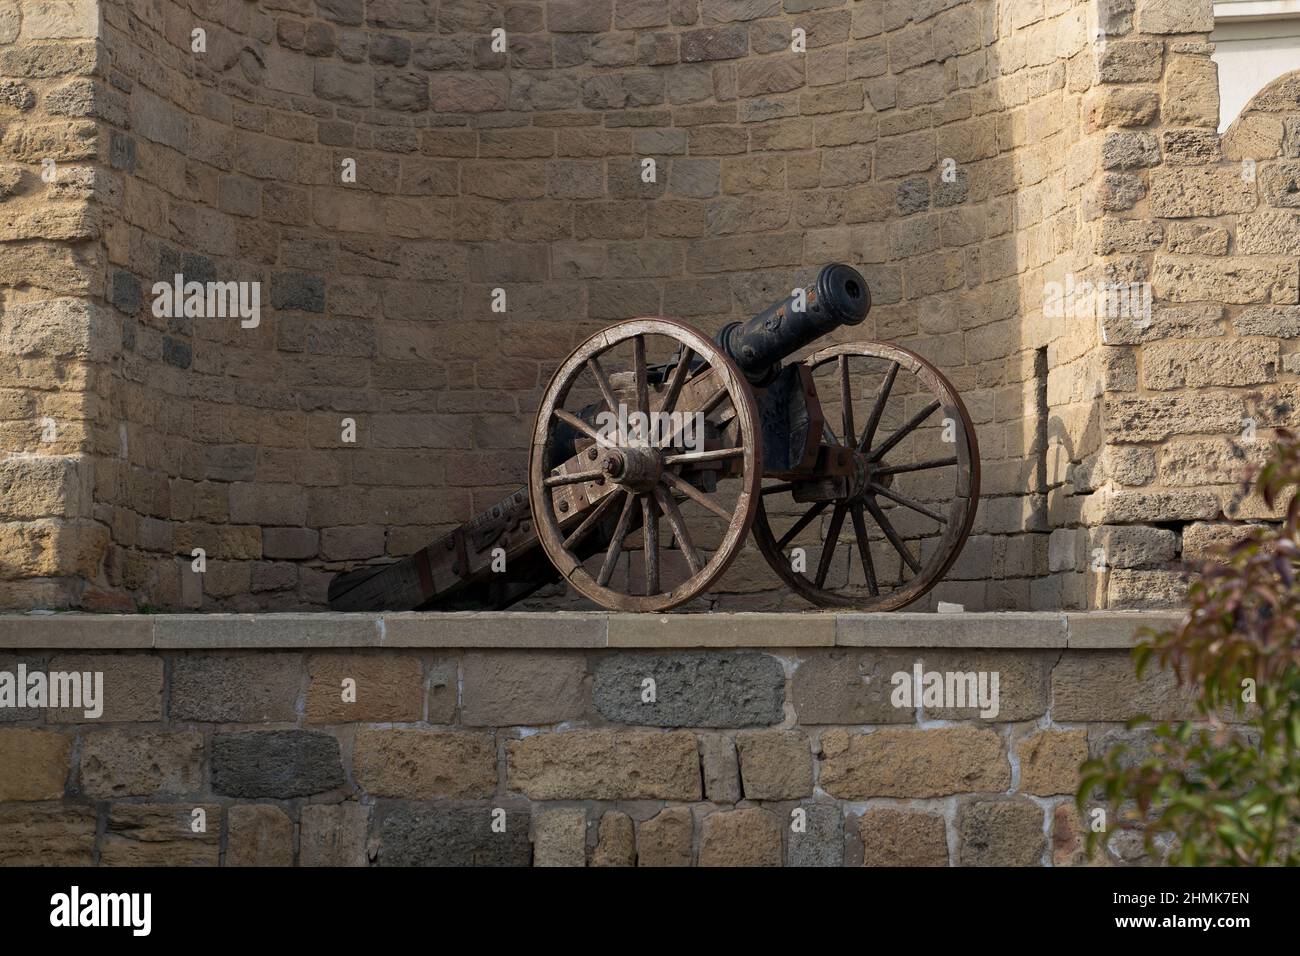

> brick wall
[0,639,1216,866]
[0,0,1297,612]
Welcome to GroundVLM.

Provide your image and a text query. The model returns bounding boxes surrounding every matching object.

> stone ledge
[0,611,1182,649]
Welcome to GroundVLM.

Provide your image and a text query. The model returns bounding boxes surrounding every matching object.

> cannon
[329,263,979,613]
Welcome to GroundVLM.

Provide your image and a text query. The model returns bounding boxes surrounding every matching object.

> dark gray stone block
[378,806,531,866]
[593,652,785,727]
[212,731,344,798]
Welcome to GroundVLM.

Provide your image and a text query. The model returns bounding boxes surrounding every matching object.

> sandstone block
[461,650,586,726]
[79,729,203,798]
[300,803,370,866]
[1161,56,1218,127]
[1052,651,1198,721]
[1149,168,1255,217]
[592,810,636,866]
[45,653,162,723]
[698,732,741,803]
[533,807,587,866]
[1137,1,1213,35]
[819,726,1010,799]
[226,804,294,866]
[736,730,813,800]
[0,804,95,865]
[0,728,69,799]
[508,730,700,800]
[1158,438,1267,488]
[1015,730,1087,796]
[1089,525,1177,568]
[1239,210,1300,256]
[957,799,1045,867]
[307,652,424,723]
[101,804,221,866]
[1143,339,1277,389]
[353,727,496,798]
[1152,256,1296,305]
[698,807,782,866]
[636,806,693,866]
[859,809,948,866]
[681,25,748,62]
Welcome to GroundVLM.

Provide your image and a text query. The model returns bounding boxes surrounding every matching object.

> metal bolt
[588,447,599,460]
[558,500,569,513]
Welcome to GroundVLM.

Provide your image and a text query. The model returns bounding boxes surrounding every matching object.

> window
[1212,1,1300,132]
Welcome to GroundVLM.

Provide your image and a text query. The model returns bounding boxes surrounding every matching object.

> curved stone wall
[2,0,1295,613]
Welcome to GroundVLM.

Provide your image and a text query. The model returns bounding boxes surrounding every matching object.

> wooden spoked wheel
[753,342,979,610]
[529,318,762,612]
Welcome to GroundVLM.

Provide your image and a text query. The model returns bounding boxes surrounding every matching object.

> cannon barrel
[716,263,870,385]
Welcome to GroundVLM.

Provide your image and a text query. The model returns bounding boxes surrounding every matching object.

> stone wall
[0,0,1084,612]
[0,611,1200,866]
[0,0,109,611]
[1042,3,1300,610]
[0,0,1297,613]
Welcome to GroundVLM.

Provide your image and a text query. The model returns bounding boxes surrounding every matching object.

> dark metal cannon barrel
[716,263,871,385]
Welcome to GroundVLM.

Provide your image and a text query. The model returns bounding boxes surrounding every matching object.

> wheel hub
[846,453,891,502]
[602,444,662,492]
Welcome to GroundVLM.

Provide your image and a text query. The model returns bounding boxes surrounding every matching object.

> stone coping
[0,611,1180,650]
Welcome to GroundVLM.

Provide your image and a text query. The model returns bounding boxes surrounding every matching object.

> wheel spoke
[662,470,733,521]
[663,447,744,466]
[563,490,623,550]
[587,355,619,415]
[554,408,606,445]
[633,335,649,438]
[597,493,638,587]
[875,456,958,476]
[868,399,940,463]
[850,503,879,595]
[700,382,730,417]
[642,494,659,595]
[777,501,828,550]
[839,355,855,447]
[544,468,606,488]
[868,482,948,524]
[661,347,695,417]
[656,380,728,450]
[814,502,847,588]
[857,361,899,453]
[655,485,703,575]
[863,495,921,574]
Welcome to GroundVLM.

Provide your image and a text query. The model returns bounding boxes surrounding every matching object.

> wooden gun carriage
[329,264,979,613]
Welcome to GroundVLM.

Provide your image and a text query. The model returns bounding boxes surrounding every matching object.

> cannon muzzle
[717,263,870,385]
